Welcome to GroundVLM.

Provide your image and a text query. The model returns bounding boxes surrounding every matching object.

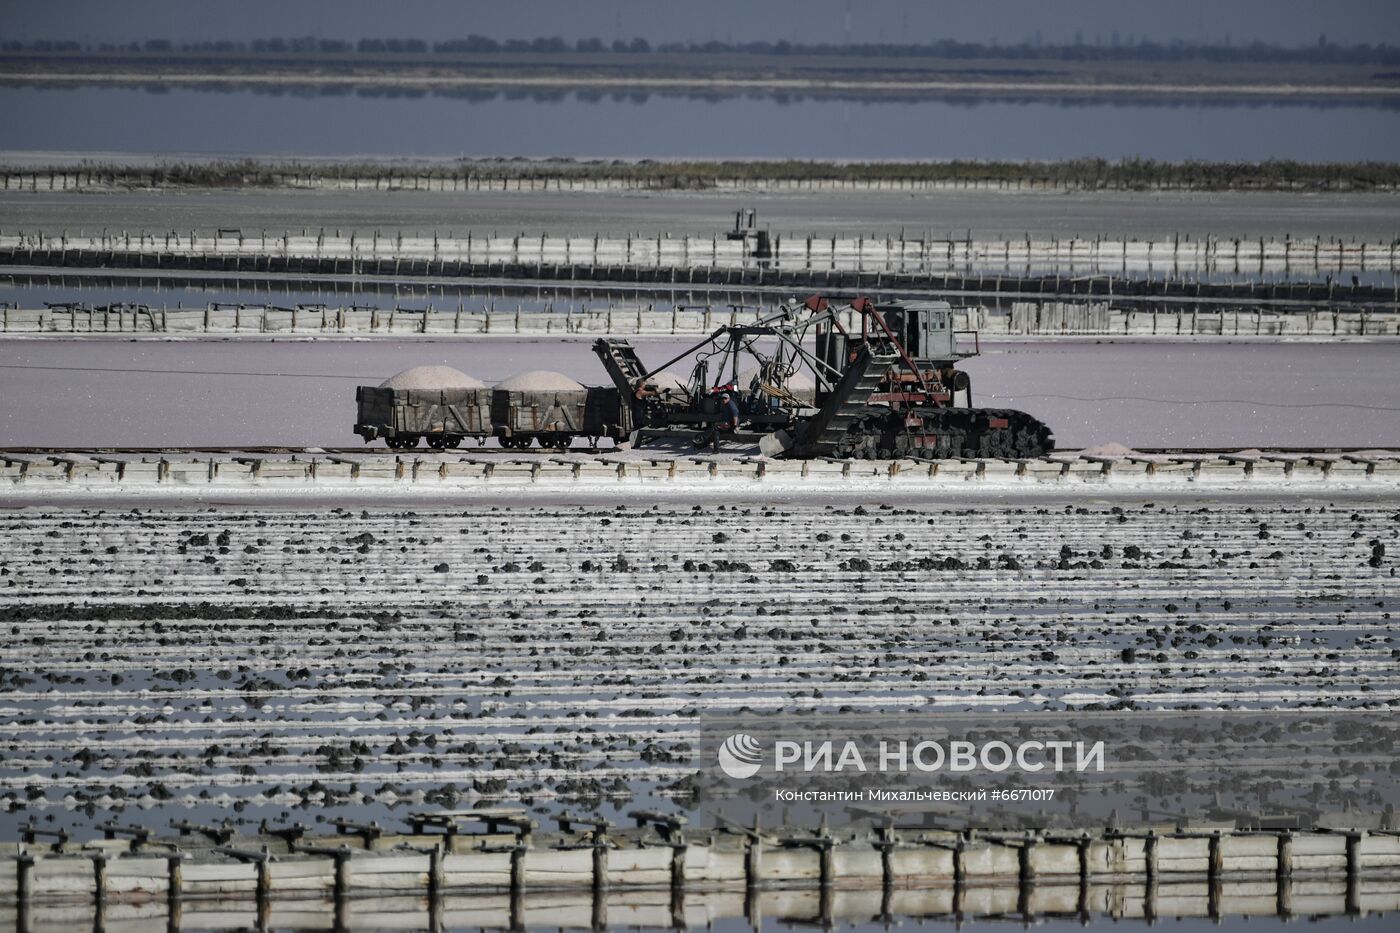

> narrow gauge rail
[0,446,1391,456]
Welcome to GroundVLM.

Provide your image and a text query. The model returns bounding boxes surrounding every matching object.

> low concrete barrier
[2,821,1398,905]
[0,875,1390,928]
[3,450,1398,496]
[2,228,1396,281]
[3,302,1395,339]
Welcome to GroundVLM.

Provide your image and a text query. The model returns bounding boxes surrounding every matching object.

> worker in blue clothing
[719,392,741,431]
[710,391,741,451]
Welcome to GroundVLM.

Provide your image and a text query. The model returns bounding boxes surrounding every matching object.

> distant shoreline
[3,70,1397,101]
[3,156,1399,194]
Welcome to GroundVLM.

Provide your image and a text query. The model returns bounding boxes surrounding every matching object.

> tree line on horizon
[6,34,1400,65]
[9,158,1400,193]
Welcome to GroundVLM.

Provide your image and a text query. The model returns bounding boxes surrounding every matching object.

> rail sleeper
[165,460,211,485]
[250,461,313,483]
[117,460,163,484]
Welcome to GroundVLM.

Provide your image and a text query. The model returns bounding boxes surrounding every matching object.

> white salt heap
[739,367,817,401]
[644,371,688,394]
[496,370,585,391]
[380,366,486,390]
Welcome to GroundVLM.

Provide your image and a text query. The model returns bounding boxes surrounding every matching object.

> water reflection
[5,878,1395,933]
[12,81,1400,111]
[0,275,756,315]
[3,86,1397,160]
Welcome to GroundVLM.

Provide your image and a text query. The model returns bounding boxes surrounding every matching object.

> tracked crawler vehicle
[595,295,1054,459]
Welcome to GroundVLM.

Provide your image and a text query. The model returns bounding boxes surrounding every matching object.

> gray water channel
[4,86,1400,161]
[1,339,1397,449]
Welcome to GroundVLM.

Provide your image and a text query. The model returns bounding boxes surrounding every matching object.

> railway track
[2,445,1393,456]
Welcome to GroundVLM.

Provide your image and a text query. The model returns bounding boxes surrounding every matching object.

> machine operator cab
[877,301,959,361]
[813,299,976,409]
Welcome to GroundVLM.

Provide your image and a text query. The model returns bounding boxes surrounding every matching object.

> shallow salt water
[4,86,1399,161]
[0,338,1396,448]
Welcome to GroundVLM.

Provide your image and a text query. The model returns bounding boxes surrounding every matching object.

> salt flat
[5,187,1399,240]
[1,496,1394,835]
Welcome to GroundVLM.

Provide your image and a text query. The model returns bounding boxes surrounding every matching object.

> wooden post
[875,827,896,892]
[1276,831,1292,878]
[92,852,108,903]
[818,839,835,888]
[1346,839,1361,915]
[332,847,350,899]
[1019,837,1036,883]
[509,842,526,896]
[592,827,609,894]
[508,881,524,932]
[951,845,965,918]
[17,851,34,903]
[1346,831,1363,884]
[256,853,271,903]
[1076,836,1091,918]
[669,881,685,930]
[669,841,687,893]
[428,844,444,899]
[166,853,184,903]
[745,819,762,892]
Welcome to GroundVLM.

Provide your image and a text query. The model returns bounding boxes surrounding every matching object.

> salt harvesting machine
[354,296,1055,459]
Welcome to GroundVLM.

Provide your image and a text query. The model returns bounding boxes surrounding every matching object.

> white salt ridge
[290,701,386,713]
[495,370,584,391]
[1078,441,1136,458]
[380,365,485,390]
[2,763,694,790]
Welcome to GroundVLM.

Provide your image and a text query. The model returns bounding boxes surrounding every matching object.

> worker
[710,391,741,452]
[719,393,740,431]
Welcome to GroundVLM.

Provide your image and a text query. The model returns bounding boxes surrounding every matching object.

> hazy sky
[6,0,1400,47]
